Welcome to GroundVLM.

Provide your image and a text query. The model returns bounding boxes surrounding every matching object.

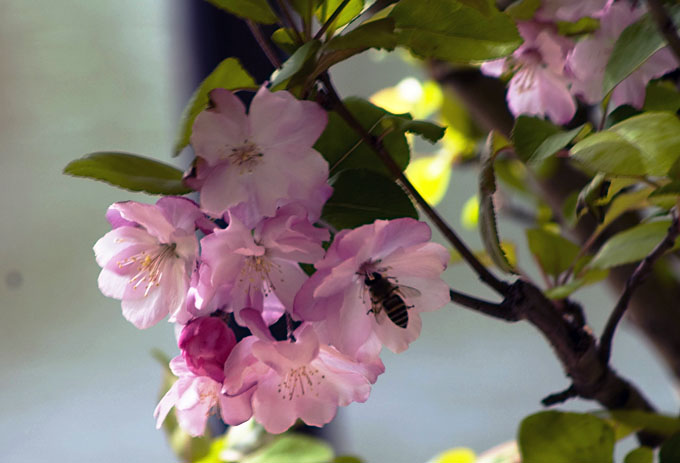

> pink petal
[112,201,175,243]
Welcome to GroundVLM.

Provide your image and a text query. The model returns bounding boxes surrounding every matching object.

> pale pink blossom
[481,22,576,124]
[188,87,332,225]
[93,197,202,329]
[567,2,678,108]
[154,355,253,436]
[535,0,610,22]
[222,324,380,434]
[294,218,450,356]
[179,315,237,382]
[194,204,329,325]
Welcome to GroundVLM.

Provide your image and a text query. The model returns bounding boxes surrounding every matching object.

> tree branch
[314,0,352,39]
[246,20,282,68]
[449,289,518,321]
[275,0,304,44]
[599,213,680,364]
[319,72,511,296]
[647,0,680,65]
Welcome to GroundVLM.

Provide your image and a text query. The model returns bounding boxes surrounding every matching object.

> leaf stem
[320,72,510,296]
[246,20,282,68]
[276,0,304,44]
[599,212,680,364]
[314,0,352,39]
[647,0,680,65]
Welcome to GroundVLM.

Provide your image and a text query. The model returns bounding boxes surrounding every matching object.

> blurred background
[1,1,678,462]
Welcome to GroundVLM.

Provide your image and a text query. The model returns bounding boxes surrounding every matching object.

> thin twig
[541,385,577,406]
[449,289,518,321]
[599,213,680,364]
[275,0,304,44]
[647,0,680,65]
[314,0,352,39]
[246,19,282,68]
[320,72,510,296]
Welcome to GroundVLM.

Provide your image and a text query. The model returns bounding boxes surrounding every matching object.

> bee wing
[396,285,421,299]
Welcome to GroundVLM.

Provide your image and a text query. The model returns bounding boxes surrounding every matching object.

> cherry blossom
[481,22,576,124]
[93,197,202,329]
[188,87,332,225]
[194,204,329,325]
[222,324,380,434]
[154,355,253,436]
[179,315,237,383]
[294,218,450,356]
[567,2,678,109]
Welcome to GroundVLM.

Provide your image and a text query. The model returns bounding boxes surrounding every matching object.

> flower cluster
[482,1,678,123]
[93,87,450,435]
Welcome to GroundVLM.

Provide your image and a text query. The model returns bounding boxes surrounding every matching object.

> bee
[363,272,420,329]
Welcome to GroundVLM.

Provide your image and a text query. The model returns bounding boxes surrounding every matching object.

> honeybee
[363,272,420,329]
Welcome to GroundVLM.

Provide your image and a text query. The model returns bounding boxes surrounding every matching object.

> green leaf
[313,18,398,78]
[545,268,609,299]
[591,185,653,237]
[644,80,680,112]
[526,228,580,277]
[557,17,600,37]
[589,220,678,269]
[384,116,446,143]
[505,0,540,20]
[270,40,321,89]
[325,17,397,51]
[389,0,522,63]
[608,410,680,438]
[660,433,680,463]
[290,0,322,17]
[512,116,586,166]
[456,0,495,16]
[322,169,417,229]
[204,0,278,23]
[174,58,257,155]
[271,28,299,54]
[333,457,364,463]
[519,411,615,463]
[316,0,364,33]
[63,152,192,195]
[242,434,334,463]
[315,97,410,176]
[479,133,516,274]
[603,7,680,96]
[624,447,654,463]
[570,112,680,176]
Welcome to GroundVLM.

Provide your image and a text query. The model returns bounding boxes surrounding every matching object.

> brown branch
[246,20,282,69]
[319,72,511,296]
[599,214,680,364]
[449,289,518,321]
[275,0,304,44]
[647,0,680,65]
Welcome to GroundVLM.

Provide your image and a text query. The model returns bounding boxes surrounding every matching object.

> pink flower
[154,355,253,436]
[178,315,237,383]
[195,204,329,325]
[93,197,202,329]
[294,218,450,356]
[222,324,380,434]
[535,0,610,22]
[188,87,332,225]
[481,22,576,124]
[567,2,678,109]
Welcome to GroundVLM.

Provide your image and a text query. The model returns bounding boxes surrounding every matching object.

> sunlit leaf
[271,40,321,89]
[544,268,609,300]
[519,411,615,463]
[370,78,443,120]
[429,447,476,463]
[526,228,580,277]
[406,152,453,206]
[461,194,479,229]
[624,447,654,463]
[242,434,334,463]
[316,0,364,34]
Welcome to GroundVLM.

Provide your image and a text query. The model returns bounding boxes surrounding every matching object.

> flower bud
[179,316,236,382]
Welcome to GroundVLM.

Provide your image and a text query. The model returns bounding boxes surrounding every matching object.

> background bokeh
[1,1,678,462]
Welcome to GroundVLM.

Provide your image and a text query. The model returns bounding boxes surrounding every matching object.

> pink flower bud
[179,316,236,382]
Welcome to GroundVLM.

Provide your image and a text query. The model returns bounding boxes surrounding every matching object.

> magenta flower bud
[179,316,236,382]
